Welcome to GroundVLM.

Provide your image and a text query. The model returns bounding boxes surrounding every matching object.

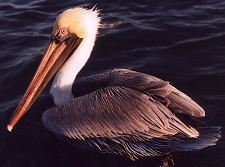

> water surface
[0,0,225,166]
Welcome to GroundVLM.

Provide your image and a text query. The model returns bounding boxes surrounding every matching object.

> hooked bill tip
[7,124,13,132]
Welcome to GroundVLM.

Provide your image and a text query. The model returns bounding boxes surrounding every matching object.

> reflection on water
[0,0,225,166]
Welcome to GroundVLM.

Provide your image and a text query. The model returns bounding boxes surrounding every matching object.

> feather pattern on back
[42,69,220,160]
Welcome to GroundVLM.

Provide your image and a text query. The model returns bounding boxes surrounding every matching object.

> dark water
[0,0,225,166]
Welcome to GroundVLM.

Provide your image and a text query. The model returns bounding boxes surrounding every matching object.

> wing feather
[43,86,199,141]
[42,69,219,159]
[73,69,205,117]
[108,69,205,117]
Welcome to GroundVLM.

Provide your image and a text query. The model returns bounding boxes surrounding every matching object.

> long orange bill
[7,35,82,132]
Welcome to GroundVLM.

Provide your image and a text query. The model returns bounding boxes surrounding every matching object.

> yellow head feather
[53,7,100,38]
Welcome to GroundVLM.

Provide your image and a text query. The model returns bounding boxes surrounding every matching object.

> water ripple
[0,0,225,166]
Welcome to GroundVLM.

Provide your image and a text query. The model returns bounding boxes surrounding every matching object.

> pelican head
[7,7,100,131]
[53,7,100,38]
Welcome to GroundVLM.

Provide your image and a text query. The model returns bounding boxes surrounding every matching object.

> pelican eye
[52,28,70,43]
[60,28,67,34]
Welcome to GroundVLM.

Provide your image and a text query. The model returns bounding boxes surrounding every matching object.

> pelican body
[8,7,220,160]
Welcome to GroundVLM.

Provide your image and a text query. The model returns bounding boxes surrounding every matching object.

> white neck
[50,33,96,105]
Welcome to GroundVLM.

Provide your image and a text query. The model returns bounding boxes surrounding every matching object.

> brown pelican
[7,7,220,160]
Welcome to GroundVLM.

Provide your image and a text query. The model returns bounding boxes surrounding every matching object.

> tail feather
[126,126,221,159]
